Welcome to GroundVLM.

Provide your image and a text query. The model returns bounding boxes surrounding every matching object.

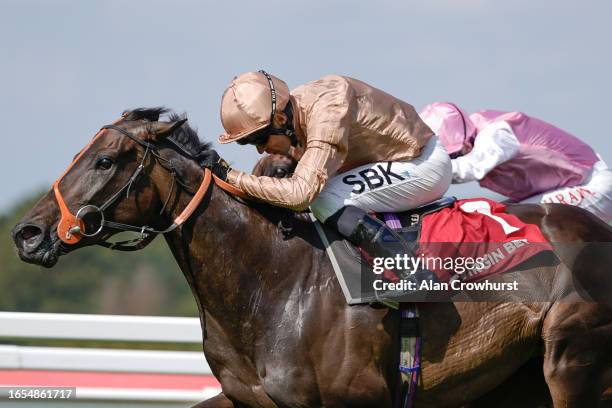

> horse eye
[273,168,287,178]
[96,157,114,170]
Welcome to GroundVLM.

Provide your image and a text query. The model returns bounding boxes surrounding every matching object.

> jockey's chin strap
[53,119,247,251]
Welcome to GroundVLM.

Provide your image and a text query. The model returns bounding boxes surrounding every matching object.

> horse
[11,108,612,407]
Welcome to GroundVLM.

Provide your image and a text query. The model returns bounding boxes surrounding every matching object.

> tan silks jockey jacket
[227,75,434,211]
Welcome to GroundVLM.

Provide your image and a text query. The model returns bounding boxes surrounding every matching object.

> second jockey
[201,71,452,284]
[420,102,612,223]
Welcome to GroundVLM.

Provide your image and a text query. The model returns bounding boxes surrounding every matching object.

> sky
[1,0,610,213]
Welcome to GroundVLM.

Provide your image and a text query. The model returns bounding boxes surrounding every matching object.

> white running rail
[0,311,203,343]
[0,312,218,404]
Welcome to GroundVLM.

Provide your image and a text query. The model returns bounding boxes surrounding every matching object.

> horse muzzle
[11,222,64,268]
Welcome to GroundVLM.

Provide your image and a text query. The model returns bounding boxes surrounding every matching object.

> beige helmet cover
[218,71,290,144]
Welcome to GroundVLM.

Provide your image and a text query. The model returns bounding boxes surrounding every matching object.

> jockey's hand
[199,149,231,181]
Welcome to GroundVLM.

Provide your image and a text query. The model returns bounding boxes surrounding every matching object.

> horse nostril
[13,224,44,252]
[20,225,41,241]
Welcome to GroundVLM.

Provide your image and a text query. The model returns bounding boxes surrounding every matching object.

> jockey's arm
[451,121,520,183]
[227,137,346,211]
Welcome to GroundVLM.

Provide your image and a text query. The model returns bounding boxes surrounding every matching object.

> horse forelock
[122,107,168,122]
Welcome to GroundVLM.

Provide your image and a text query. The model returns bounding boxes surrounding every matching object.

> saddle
[311,197,457,305]
[397,196,458,226]
[313,195,557,305]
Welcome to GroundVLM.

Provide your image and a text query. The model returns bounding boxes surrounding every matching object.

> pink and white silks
[420,102,612,223]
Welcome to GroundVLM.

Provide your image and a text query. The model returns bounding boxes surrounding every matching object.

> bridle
[52,117,246,251]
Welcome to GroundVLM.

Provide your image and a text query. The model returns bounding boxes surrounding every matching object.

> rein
[53,119,246,251]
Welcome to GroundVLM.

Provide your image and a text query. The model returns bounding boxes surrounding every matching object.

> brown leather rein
[53,118,247,251]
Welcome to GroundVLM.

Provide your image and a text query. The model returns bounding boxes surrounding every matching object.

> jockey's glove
[199,149,231,181]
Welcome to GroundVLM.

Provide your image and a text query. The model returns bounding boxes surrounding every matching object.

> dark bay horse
[12,109,612,407]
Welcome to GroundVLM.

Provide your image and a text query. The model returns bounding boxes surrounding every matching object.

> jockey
[201,71,452,283]
[419,102,612,223]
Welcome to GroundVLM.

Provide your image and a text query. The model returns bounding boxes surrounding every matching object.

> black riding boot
[347,213,439,287]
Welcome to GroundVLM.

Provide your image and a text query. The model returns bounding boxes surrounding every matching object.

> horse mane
[122,107,313,235]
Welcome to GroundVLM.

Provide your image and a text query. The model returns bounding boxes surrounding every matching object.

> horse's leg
[191,393,235,408]
[543,302,612,407]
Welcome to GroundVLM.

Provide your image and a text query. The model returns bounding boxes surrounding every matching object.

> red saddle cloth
[418,198,552,282]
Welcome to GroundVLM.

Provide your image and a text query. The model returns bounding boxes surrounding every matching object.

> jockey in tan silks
[419,102,612,223]
[200,71,452,284]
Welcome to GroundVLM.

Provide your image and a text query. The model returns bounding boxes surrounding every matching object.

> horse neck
[156,166,320,327]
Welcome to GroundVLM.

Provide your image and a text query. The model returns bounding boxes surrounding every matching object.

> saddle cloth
[312,197,555,305]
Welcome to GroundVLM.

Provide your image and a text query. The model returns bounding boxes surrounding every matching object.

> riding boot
[347,213,439,290]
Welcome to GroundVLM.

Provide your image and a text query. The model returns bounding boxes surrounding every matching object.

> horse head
[11,107,205,267]
[252,154,297,178]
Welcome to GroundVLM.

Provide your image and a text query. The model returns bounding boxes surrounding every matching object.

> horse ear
[147,119,188,140]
